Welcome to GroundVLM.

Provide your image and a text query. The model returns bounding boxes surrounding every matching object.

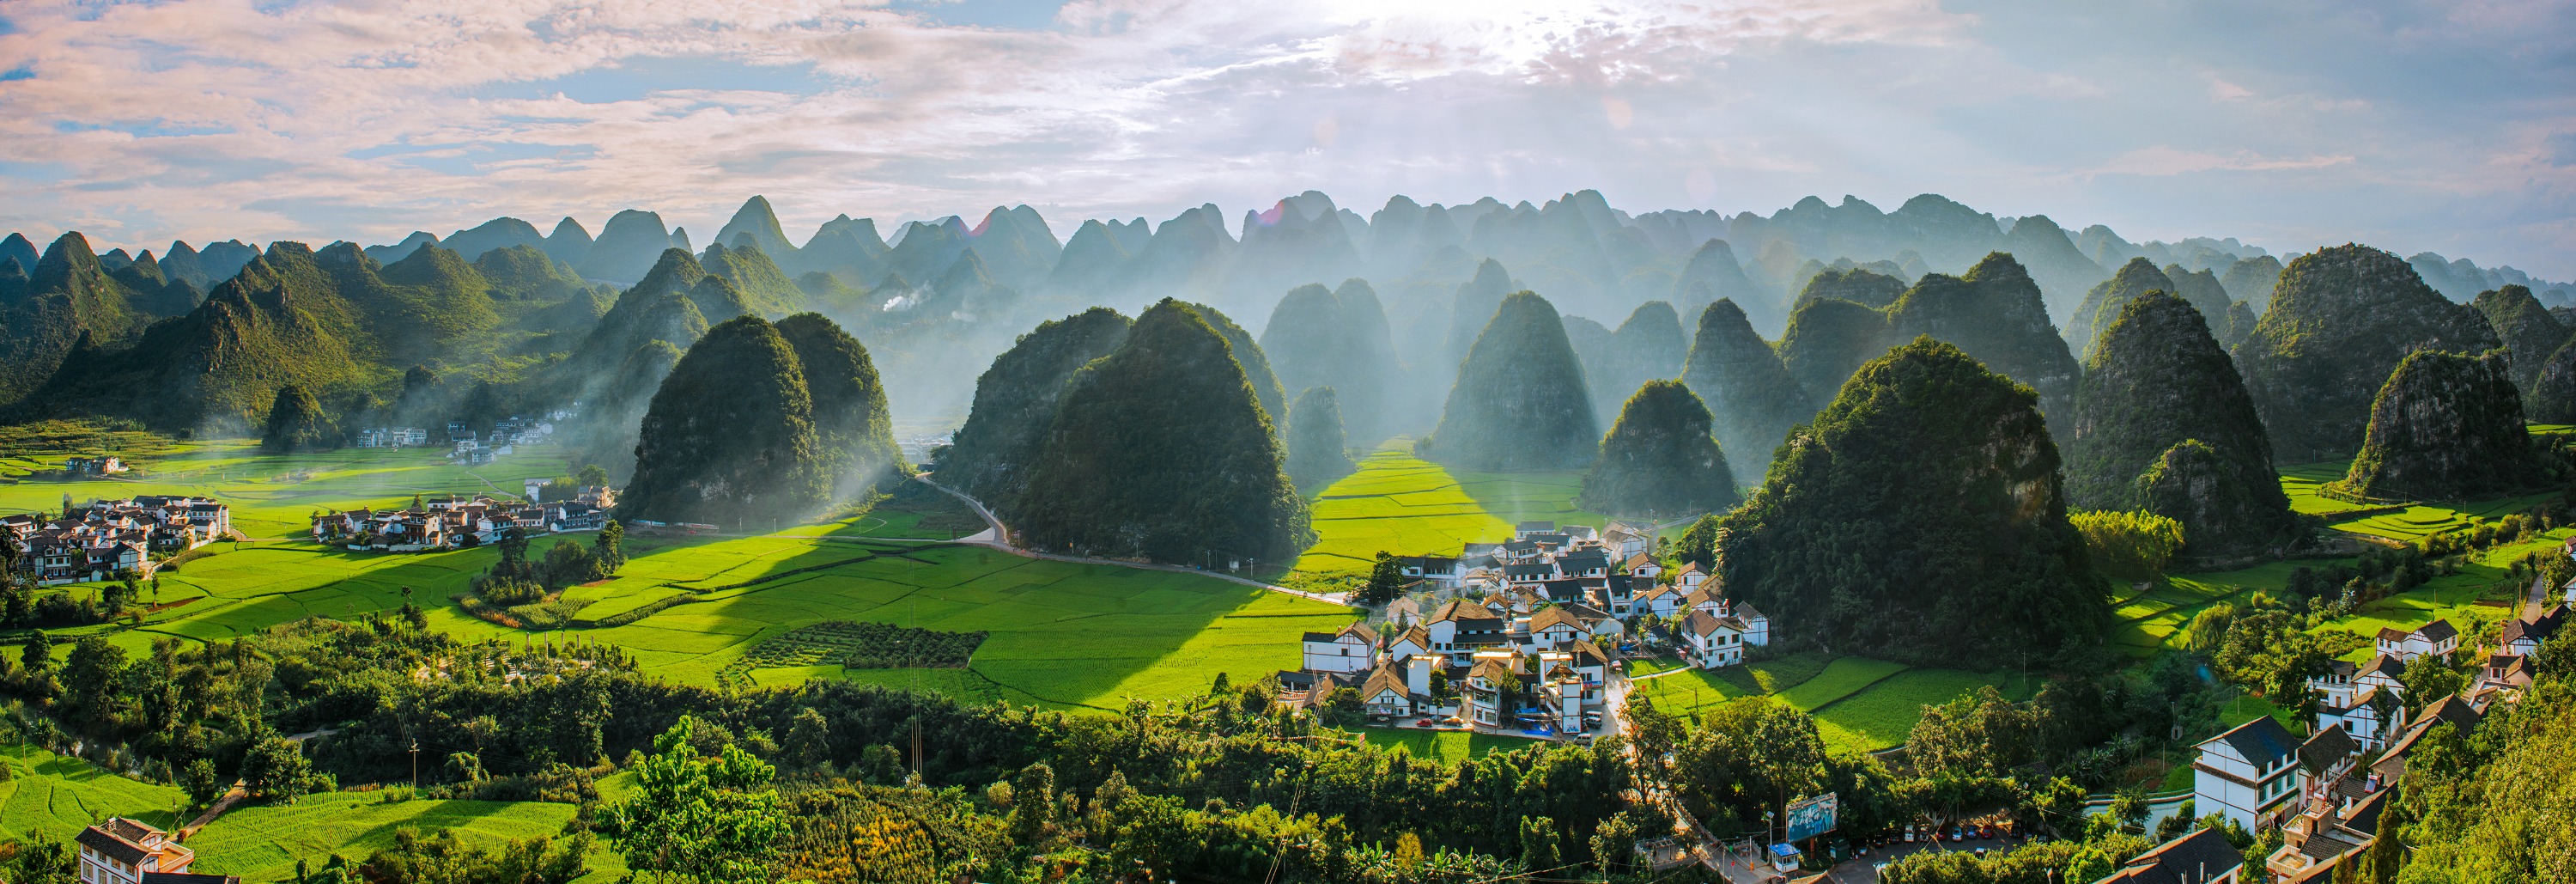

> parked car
[1980,825,1999,839]
[1903,826,1916,843]
[1413,717,1435,727]
[1948,828,1964,842]
[1974,847,1990,859]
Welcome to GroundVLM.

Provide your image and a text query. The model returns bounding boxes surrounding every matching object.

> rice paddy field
[1626,652,2037,753]
[0,744,623,883]
[1356,728,1542,764]
[1293,441,1604,580]
[0,435,1356,710]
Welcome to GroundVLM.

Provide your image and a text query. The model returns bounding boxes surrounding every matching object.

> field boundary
[1794,665,1916,716]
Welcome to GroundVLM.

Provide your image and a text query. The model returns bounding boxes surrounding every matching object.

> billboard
[1784,792,1838,842]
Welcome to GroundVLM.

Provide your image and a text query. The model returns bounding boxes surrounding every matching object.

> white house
[1681,610,1748,669]
[2499,606,2563,657]
[2373,620,2458,662]
[1382,625,1433,665]
[2355,654,2406,695]
[1525,606,1590,650]
[2306,659,2361,710]
[1464,655,1518,727]
[77,818,198,884]
[1637,584,1688,619]
[1359,665,1417,717]
[1399,555,1465,588]
[1672,562,1708,588]
[1425,599,1508,666]
[2316,686,2397,749]
[2194,716,2304,832]
[1302,623,1376,674]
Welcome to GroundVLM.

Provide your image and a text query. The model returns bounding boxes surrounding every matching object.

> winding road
[914,476,1352,607]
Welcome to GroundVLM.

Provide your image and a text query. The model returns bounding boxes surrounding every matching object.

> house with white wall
[1301,623,1376,674]
[2194,716,2304,832]
[2374,620,2458,662]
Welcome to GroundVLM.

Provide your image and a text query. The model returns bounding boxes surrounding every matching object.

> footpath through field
[914,477,1352,607]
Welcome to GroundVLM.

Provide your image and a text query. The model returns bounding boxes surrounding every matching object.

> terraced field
[1293,442,1603,579]
[0,745,185,839]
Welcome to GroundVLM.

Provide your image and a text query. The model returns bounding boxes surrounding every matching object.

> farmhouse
[2088,826,2243,884]
[2498,605,2562,657]
[354,427,432,448]
[64,454,125,475]
[1302,622,1377,674]
[8,497,228,584]
[2470,653,2533,702]
[2313,686,2396,749]
[311,493,608,552]
[2372,620,2457,661]
[77,817,199,883]
[2193,716,2303,832]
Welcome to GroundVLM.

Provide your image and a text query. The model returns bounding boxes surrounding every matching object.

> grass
[1357,728,1542,764]
[1630,652,2019,754]
[0,436,1357,711]
[1293,441,1603,580]
[0,745,185,840]
[185,791,587,882]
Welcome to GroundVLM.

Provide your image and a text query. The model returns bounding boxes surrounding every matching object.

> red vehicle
[1413,718,1436,728]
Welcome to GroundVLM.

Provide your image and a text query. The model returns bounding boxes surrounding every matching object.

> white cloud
[0,0,2567,277]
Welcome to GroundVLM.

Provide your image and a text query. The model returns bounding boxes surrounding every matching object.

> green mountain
[16,242,377,431]
[261,384,336,453]
[619,315,828,527]
[2065,258,2173,360]
[562,250,715,381]
[941,308,1133,504]
[1793,267,1905,311]
[2220,255,2284,308]
[1886,253,2084,422]
[1681,299,1815,487]
[1256,280,1396,442]
[1285,385,1355,488]
[700,241,805,317]
[1424,291,1599,472]
[1577,379,1737,518]
[0,233,168,403]
[1009,300,1309,564]
[1446,259,1514,369]
[775,313,903,497]
[472,244,592,303]
[1584,301,1687,427]
[2233,245,2501,462]
[2067,290,2297,557]
[1710,336,2106,668]
[1672,240,1774,333]
[2161,264,2234,326]
[2333,350,2533,501]
[370,244,501,363]
[2471,284,2567,392]
[1777,296,1892,403]
[2219,301,2260,349]
[1184,302,1285,430]
[2530,338,2576,424]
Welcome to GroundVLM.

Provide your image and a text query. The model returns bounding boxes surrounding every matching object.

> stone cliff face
[2529,338,2576,424]
[2233,245,2501,463]
[2336,349,2532,501]
[2069,290,2298,557]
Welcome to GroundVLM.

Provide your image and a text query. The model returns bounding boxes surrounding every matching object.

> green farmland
[1627,652,2035,753]
[1294,441,1604,579]
[0,438,1355,710]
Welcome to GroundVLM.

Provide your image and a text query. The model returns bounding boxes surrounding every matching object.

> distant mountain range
[1,189,2566,436]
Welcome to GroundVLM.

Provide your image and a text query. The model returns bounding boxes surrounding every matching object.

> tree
[1009,761,1057,845]
[602,716,788,884]
[242,737,319,802]
[1517,815,1561,872]
[576,464,610,489]
[2069,509,2186,581]
[1360,552,1407,606]
[180,758,224,808]
[594,520,626,570]
[58,637,124,722]
[20,630,50,674]
[2398,656,2465,714]
[783,708,829,769]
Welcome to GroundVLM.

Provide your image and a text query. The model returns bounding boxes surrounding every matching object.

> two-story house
[1399,555,1466,588]
[1464,655,1519,727]
[1525,606,1590,650]
[2373,620,2458,662]
[2499,606,2563,657]
[1682,609,1748,669]
[2091,826,2244,884]
[76,818,197,884]
[1425,599,1508,666]
[1301,623,1376,674]
[2194,716,2303,832]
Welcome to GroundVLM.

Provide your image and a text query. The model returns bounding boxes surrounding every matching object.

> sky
[0,0,2570,277]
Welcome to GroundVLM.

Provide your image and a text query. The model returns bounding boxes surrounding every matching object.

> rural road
[917,477,1352,607]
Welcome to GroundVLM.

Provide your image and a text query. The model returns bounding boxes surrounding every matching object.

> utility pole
[409,741,420,790]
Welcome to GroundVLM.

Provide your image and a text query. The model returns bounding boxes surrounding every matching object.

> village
[1283,520,1771,740]
[308,487,611,552]
[1268,519,2573,884]
[0,496,230,584]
